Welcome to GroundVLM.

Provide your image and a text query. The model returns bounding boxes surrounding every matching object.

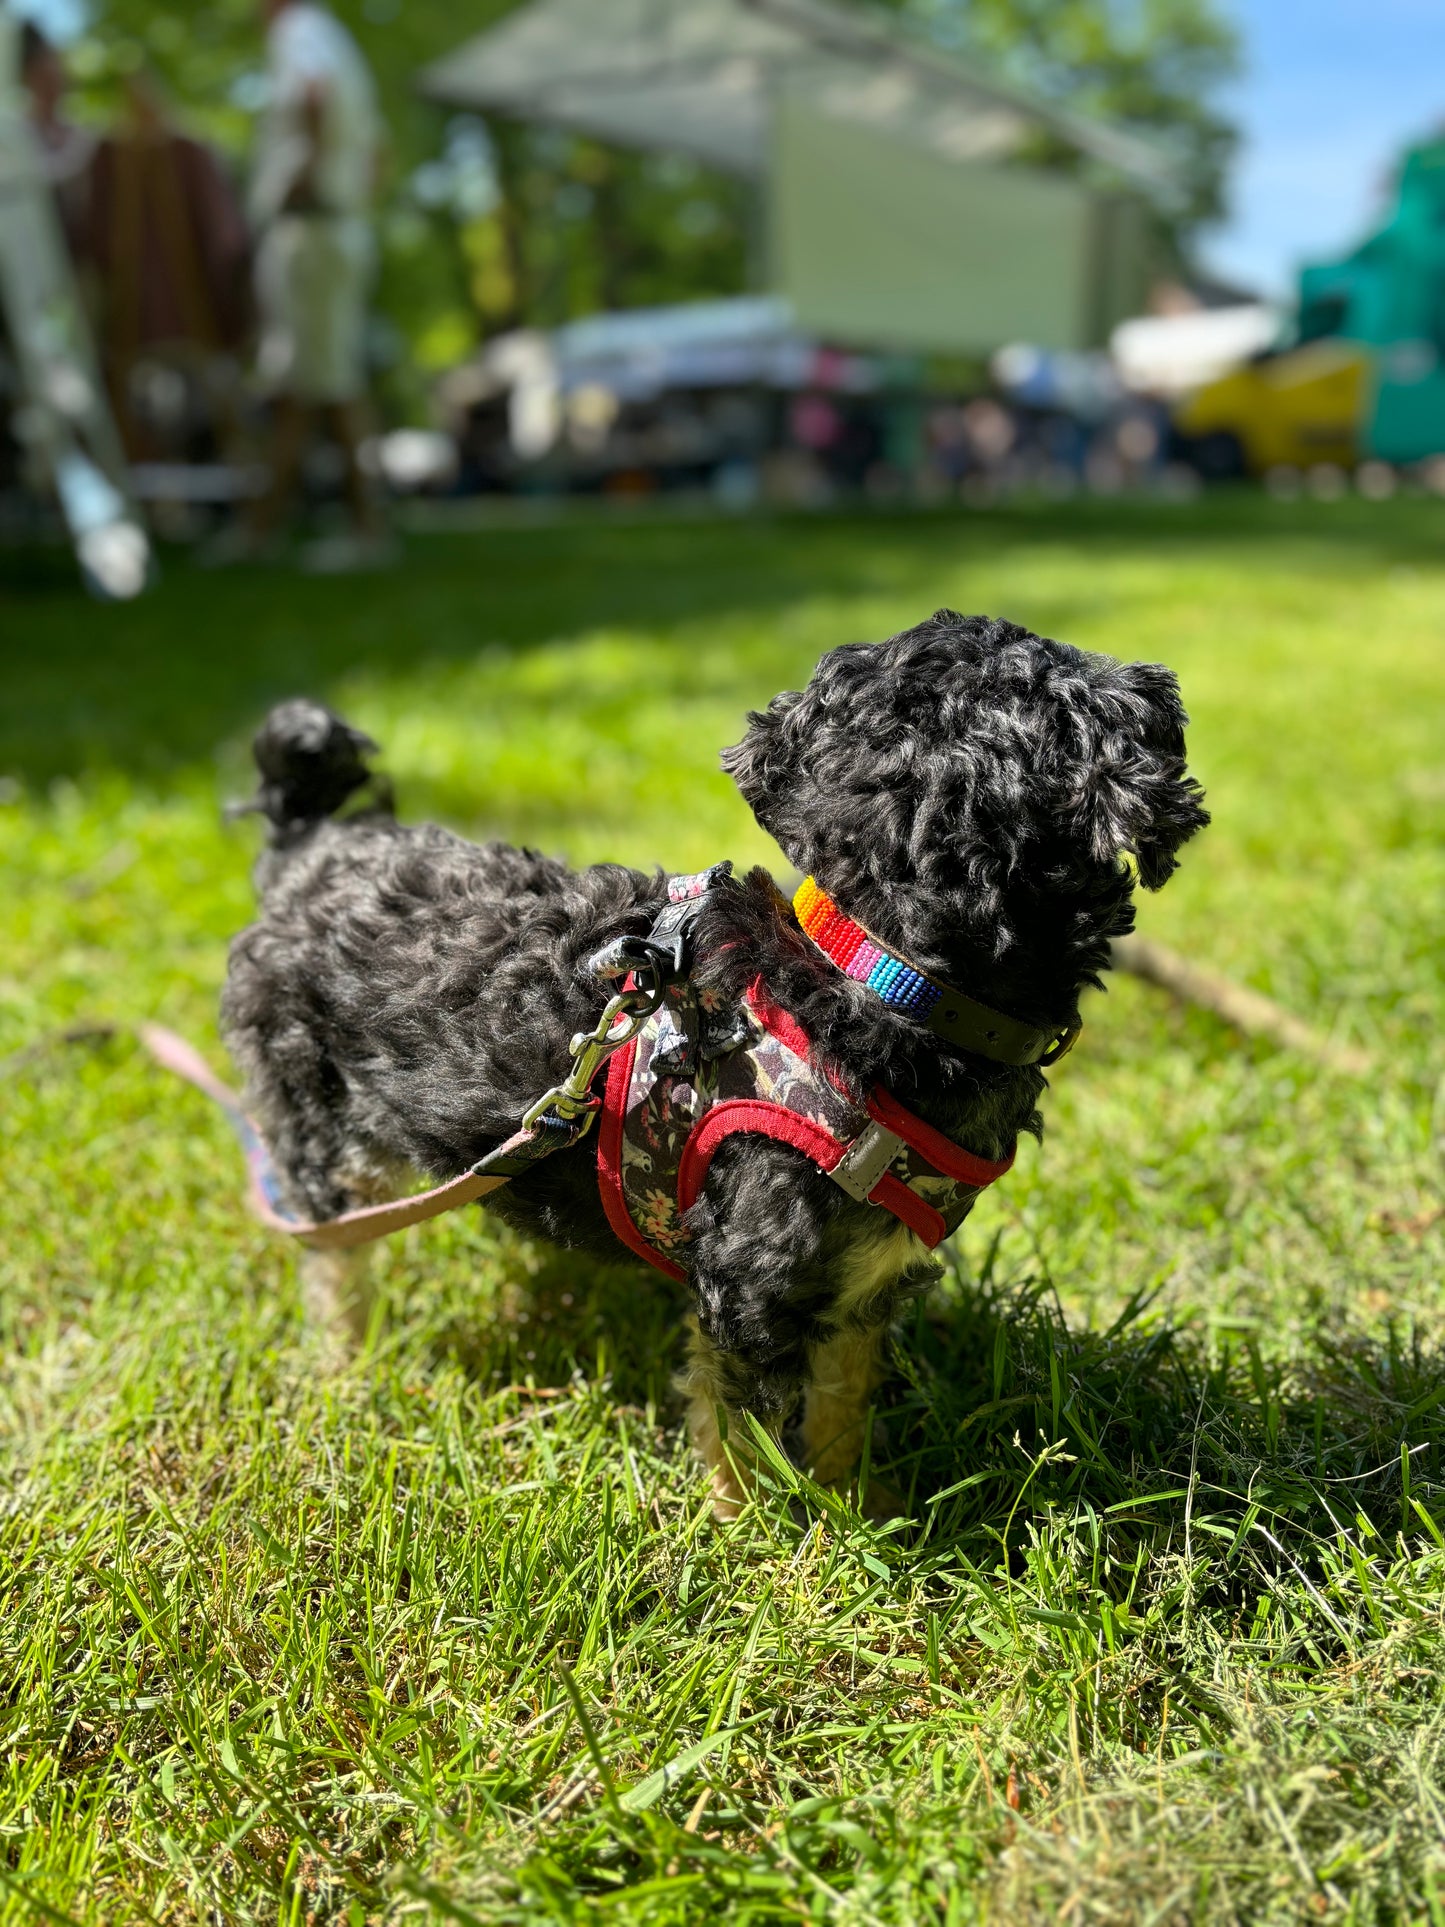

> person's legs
[322,398,384,541]
[218,218,314,553]
[249,394,311,539]
[300,220,386,550]
[235,217,387,564]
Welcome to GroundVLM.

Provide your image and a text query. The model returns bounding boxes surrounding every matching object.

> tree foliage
[906,0,1241,247]
[59,0,750,398]
[55,0,1237,394]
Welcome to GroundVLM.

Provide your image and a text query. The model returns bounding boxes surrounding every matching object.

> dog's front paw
[859,1476,905,1523]
[707,1462,750,1524]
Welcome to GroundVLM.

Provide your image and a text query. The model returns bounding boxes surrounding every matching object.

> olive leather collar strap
[792,877,1081,1068]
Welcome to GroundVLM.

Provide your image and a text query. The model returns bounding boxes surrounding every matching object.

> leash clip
[520,970,667,1136]
[520,875,719,1140]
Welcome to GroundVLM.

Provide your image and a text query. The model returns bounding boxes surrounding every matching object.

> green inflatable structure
[1299,138,1445,465]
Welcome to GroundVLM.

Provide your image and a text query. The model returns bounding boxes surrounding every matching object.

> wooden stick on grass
[1111,935,1373,1077]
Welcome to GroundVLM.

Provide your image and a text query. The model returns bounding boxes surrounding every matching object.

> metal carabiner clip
[519,970,668,1135]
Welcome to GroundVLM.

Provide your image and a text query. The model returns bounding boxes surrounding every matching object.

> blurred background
[2,0,1444,593]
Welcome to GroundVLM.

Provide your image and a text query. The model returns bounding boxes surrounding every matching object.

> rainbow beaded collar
[792,876,1081,1068]
[794,876,941,1018]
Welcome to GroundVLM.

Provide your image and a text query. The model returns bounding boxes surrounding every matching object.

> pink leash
[137,1024,534,1250]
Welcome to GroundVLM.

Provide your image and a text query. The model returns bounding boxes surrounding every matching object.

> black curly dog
[223,611,1207,1516]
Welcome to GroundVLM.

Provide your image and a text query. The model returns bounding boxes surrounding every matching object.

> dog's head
[723,611,1208,1016]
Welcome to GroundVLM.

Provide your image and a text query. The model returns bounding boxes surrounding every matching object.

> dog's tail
[234,699,390,843]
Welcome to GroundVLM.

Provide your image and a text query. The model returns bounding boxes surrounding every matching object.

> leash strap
[133,887,698,1249]
[138,1025,596,1251]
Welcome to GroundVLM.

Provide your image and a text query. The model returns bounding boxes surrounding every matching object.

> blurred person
[2,15,150,595]
[237,0,388,567]
[19,22,93,252]
[83,73,252,459]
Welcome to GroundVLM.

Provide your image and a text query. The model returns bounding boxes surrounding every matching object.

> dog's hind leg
[293,1164,400,1351]
[300,1245,376,1349]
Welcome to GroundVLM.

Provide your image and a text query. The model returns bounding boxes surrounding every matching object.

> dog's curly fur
[222,612,1208,1514]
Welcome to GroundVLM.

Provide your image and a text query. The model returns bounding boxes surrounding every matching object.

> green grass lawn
[2,497,1443,1924]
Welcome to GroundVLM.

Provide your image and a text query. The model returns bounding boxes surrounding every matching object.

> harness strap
[598,957,1019,1277]
[742,984,1017,1190]
[744,984,1015,1214]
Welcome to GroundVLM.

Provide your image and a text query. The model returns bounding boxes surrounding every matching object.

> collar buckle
[1038,1024,1082,1068]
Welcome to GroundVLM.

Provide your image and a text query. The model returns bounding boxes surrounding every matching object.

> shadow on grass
[877,1243,1441,1594]
[419,1231,688,1417]
[408,1207,1442,1598]
[5,494,1445,791]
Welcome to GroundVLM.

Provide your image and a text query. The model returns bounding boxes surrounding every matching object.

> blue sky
[1206,0,1445,297]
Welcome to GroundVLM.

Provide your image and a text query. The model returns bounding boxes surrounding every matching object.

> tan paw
[860,1476,905,1523]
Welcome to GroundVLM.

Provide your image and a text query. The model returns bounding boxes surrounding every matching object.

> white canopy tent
[420,0,1178,355]
[420,0,1170,185]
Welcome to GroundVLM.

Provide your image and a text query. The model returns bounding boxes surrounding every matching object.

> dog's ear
[720,689,807,844]
[1066,660,1209,889]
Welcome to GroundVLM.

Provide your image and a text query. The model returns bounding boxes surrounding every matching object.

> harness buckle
[829,1122,905,1202]
[588,932,685,986]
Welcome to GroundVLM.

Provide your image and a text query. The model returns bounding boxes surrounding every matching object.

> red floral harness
[595,898,1016,1283]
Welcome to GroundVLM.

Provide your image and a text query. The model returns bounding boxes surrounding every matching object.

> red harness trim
[677,1102,847,1212]
[597,1037,686,1281]
[866,1087,1015,1187]
[745,982,812,1058]
[675,1107,950,1246]
[869,1172,948,1245]
[595,980,1013,1276]
[747,984,1015,1189]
